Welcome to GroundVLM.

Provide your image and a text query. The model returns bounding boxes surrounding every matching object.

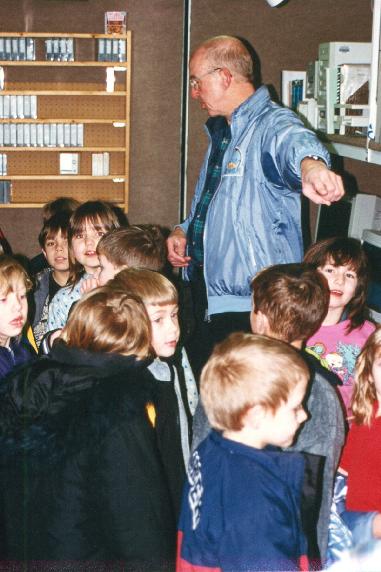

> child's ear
[245,404,267,430]
[251,310,270,335]
[42,249,48,260]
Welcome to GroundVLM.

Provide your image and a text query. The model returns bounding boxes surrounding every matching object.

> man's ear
[220,67,232,88]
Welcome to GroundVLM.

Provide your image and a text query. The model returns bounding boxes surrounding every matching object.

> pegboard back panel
[7,150,125,175]
[11,179,126,205]
[39,94,126,120]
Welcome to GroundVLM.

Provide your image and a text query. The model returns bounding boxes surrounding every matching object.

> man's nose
[190,86,200,99]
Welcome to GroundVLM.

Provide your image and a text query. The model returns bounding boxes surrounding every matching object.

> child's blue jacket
[0,339,34,380]
[177,430,307,572]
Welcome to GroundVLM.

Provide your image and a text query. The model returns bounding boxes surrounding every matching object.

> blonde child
[47,200,123,330]
[0,255,34,379]
[328,327,381,562]
[178,332,309,572]
[112,268,198,517]
[0,286,176,565]
[304,237,375,416]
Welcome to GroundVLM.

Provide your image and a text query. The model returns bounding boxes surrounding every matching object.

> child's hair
[0,255,32,295]
[251,263,330,343]
[351,325,381,426]
[111,268,178,306]
[97,225,167,272]
[201,332,309,432]
[42,196,80,222]
[304,237,370,331]
[62,285,152,359]
[0,227,12,256]
[38,211,71,249]
[68,200,123,285]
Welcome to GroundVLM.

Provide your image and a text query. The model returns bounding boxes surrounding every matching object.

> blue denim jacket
[180,85,330,316]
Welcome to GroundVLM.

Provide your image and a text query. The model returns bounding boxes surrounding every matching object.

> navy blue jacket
[0,339,34,380]
[178,430,307,572]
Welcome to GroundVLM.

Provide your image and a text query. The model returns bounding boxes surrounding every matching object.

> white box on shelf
[60,153,80,175]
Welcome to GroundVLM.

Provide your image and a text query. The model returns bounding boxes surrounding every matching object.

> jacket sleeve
[91,415,176,566]
[260,108,331,191]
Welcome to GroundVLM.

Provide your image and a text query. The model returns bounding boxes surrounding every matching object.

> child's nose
[298,408,308,424]
[85,235,95,246]
[12,294,23,310]
[333,272,344,284]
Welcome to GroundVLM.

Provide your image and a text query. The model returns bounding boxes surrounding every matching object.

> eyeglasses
[189,67,222,90]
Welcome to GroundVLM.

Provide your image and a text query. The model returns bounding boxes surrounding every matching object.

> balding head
[192,36,254,84]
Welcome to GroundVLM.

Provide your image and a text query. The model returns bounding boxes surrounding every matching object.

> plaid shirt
[187,117,231,276]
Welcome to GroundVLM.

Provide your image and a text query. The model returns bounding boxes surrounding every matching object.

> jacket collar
[51,339,152,378]
[205,84,271,136]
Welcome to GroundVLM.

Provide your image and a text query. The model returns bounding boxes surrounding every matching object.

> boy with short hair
[178,332,309,572]
[192,263,345,565]
[32,211,70,347]
[97,224,167,284]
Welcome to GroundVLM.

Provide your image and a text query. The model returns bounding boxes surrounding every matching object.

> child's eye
[46,241,55,248]
[152,318,162,324]
[171,311,178,319]
[75,233,83,239]
[346,272,356,280]
[97,230,105,237]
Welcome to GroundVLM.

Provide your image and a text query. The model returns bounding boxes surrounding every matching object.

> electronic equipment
[314,193,381,242]
[315,42,372,133]
[362,229,381,324]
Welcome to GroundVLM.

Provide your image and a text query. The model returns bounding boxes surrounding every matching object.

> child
[31,211,71,348]
[193,263,345,564]
[0,285,176,566]
[328,326,381,561]
[304,237,375,416]
[0,255,34,379]
[47,200,123,330]
[178,332,309,572]
[112,268,198,517]
[0,227,12,256]
[29,196,80,276]
[96,224,167,286]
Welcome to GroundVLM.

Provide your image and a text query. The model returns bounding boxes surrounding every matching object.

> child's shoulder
[197,431,304,478]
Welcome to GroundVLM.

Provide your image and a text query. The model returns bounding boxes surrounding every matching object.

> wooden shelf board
[0,175,125,180]
[0,90,127,96]
[0,202,126,208]
[1,146,126,152]
[0,61,128,67]
[0,119,126,124]
[0,33,129,39]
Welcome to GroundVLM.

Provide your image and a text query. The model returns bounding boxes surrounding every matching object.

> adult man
[167,35,344,371]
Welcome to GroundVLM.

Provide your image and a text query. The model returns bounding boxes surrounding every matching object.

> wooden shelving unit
[0,32,131,210]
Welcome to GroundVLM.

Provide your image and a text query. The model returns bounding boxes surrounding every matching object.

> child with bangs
[47,200,125,330]
[111,268,198,517]
[0,255,34,379]
[304,237,375,417]
[31,211,71,348]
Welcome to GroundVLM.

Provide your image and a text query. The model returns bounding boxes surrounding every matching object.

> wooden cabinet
[0,32,131,211]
